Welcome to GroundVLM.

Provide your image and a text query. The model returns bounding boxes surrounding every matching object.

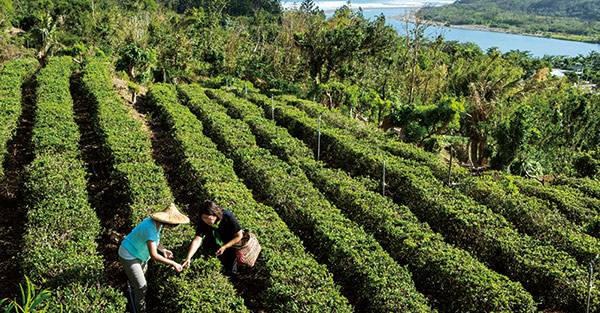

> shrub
[182,85,435,313]
[0,58,38,180]
[241,90,599,312]
[207,88,537,313]
[573,150,600,178]
[21,56,126,311]
[81,56,248,312]
[148,83,353,312]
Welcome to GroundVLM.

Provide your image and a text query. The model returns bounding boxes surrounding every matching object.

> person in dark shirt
[183,200,243,276]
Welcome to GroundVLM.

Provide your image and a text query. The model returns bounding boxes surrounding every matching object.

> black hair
[199,200,223,221]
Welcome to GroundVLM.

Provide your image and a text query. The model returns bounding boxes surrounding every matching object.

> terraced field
[1,56,599,313]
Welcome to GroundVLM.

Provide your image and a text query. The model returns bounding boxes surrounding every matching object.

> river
[281,0,600,58]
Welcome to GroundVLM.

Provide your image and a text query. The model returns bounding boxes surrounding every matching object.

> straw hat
[150,203,190,225]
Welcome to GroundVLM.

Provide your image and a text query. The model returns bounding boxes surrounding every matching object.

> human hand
[182,259,191,269]
[163,249,174,259]
[215,246,227,256]
[173,262,183,272]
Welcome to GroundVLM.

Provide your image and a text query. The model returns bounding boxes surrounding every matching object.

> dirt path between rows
[70,71,131,302]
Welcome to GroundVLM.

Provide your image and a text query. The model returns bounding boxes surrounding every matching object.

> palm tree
[457,51,524,167]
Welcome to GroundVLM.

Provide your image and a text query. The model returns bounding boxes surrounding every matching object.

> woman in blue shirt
[183,200,243,276]
[118,203,189,313]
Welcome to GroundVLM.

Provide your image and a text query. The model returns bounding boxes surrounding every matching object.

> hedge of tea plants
[458,174,600,264]
[274,94,469,181]
[205,88,537,313]
[80,57,248,313]
[239,90,599,312]
[180,85,435,313]
[551,176,600,200]
[273,91,600,265]
[235,85,464,182]
[272,93,600,253]
[21,56,126,311]
[148,83,354,312]
[512,176,600,225]
[0,58,38,180]
[282,94,600,243]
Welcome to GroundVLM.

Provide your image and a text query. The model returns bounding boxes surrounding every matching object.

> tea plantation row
[229,86,600,312]
[203,88,536,313]
[3,56,599,313]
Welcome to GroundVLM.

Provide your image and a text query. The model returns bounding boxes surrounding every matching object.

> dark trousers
[218,247,238,275]
[205,240,238,275]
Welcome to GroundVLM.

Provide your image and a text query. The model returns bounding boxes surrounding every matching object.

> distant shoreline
[389,13,600,44]
[281,3,423,14]
[285,4,600,45]
[320,6,422,14]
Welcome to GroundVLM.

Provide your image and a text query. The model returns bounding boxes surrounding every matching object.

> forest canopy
[1,0,600,179]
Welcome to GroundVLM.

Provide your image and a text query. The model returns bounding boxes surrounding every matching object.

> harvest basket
[233,232,261,267]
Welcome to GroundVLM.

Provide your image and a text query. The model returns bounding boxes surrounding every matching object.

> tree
[0,0,14,27]
[31,13,58,65]
[489,103,532,170]
[116,43,155,82]
[447,50,524,167]
[225,0,280,17]
[299,0,316,15]
[389,96,465,145]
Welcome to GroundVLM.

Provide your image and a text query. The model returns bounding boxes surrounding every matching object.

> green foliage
[0,58,38,180]
[511,176,600,226]
[294,6,396,86]
[0,0,14,27]
[22,56,126,311]
[31,57,79,155]
[460,173,600,265]
[389,97,464,144]
[115,44,156,82]
[421,136,442,153]
[1,276,57,313]
[59,42,86,61]
[81,57,248,312]
[245,90,599,312]
[149,83,353,312]
[224,0,281,17]
[213,88,537,313]
[299,0,317,15]
[551,176,600,200]
[4,0,598,178]
[573,150,600,178]
[275,93,469,181]
[515,83,600,176]
[187,86,435,313]
[490,103,532,170]
[5,2,600,310]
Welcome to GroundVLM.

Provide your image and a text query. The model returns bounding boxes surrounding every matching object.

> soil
[70,71,132,300]
[0,75,37,300]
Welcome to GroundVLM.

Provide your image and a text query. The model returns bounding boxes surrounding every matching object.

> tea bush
[206,88,537,313]
[180,85,434,313]
[148,84,353,312]
[0,58,38,180]
[241,90,599,312]
[21,56,125,311]
[81,57,248,312]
